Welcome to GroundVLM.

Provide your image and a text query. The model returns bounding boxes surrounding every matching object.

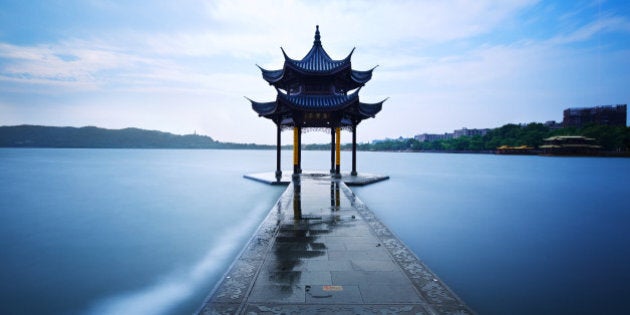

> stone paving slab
[243,171,390,186]
[197,174,474,315]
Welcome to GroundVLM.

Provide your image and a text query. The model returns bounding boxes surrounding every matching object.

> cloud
[204,0,538,44]
[0,41,151,90]
[0,0,540,93]
[550,14,630,44]
[1,0,628,143]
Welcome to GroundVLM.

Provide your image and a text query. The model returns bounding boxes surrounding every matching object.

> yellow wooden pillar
[293,127,299,175]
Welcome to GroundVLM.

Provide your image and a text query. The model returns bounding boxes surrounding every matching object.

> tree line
[2,123,629,153]
[305,123,630,153]
[0,125,274,149]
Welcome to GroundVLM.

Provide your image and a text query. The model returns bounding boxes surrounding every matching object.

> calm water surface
[1,149,628,314]
[354,152,630,315]
[0,149,284,314]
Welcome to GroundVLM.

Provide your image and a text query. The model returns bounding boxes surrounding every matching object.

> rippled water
[1,149,628,314]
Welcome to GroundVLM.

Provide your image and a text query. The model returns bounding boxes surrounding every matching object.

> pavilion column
[351,124,357,176]
[293,127,300,176]
[330,127,335,174]
[275,124,282,180]
[334,127,341,178]
[297,126,302,174]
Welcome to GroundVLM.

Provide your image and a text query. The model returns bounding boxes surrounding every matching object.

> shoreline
[2,146,629,157]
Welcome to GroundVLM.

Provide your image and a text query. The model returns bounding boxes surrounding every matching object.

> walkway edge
[339,182,475,314]
[196,184,294,314]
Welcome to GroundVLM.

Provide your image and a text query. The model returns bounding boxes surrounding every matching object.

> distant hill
[0,125,272,149]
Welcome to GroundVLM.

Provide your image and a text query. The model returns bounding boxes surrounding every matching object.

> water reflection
[331,181,340,211]
[264,176,346,296]
[293,178,302,220]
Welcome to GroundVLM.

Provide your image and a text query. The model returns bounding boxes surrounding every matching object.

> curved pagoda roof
[249,90,360,117]
[249,25,386,128]
[278,89,360,111]
[250,93,385,127]
[258,26,374,90]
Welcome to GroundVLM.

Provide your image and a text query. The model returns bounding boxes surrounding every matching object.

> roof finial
[314,25,321,45]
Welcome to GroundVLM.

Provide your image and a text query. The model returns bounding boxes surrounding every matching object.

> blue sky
[1,0,629,144]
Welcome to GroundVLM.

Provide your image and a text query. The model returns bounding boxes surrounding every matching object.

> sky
[0,0,629,144]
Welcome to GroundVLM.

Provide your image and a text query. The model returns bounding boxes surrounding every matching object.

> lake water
[1,149,629,314]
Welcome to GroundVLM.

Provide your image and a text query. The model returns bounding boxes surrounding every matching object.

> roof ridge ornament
[314,25,321,46]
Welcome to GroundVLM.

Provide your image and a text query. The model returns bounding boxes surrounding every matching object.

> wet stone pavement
[243,171,390,186]
[198,174,474,314]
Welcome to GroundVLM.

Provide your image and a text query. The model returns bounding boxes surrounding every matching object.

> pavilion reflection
[330,180,340,211]
[264,177,346,291]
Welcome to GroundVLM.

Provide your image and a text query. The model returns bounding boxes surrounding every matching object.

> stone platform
[198,174,473,314]
[244,171,389,186]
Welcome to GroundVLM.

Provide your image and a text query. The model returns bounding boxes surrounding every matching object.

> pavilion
[248,25,386,180]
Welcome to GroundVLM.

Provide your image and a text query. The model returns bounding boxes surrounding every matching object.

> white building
[415,133,454,142]
[453,128,490,139]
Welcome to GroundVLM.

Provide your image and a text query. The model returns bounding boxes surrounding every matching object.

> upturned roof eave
[247,97,278,117]
[350,65,377,84]
[257,65,285,84]
[357,97,388,118]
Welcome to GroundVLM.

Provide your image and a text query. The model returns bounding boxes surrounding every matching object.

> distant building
[372,137,406,144]
[453,128,490,139]
[544,120,563,130]
[562,104,627,128]
[415,128,490,142]
[540,136,602,155]
[414,133,453,142]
